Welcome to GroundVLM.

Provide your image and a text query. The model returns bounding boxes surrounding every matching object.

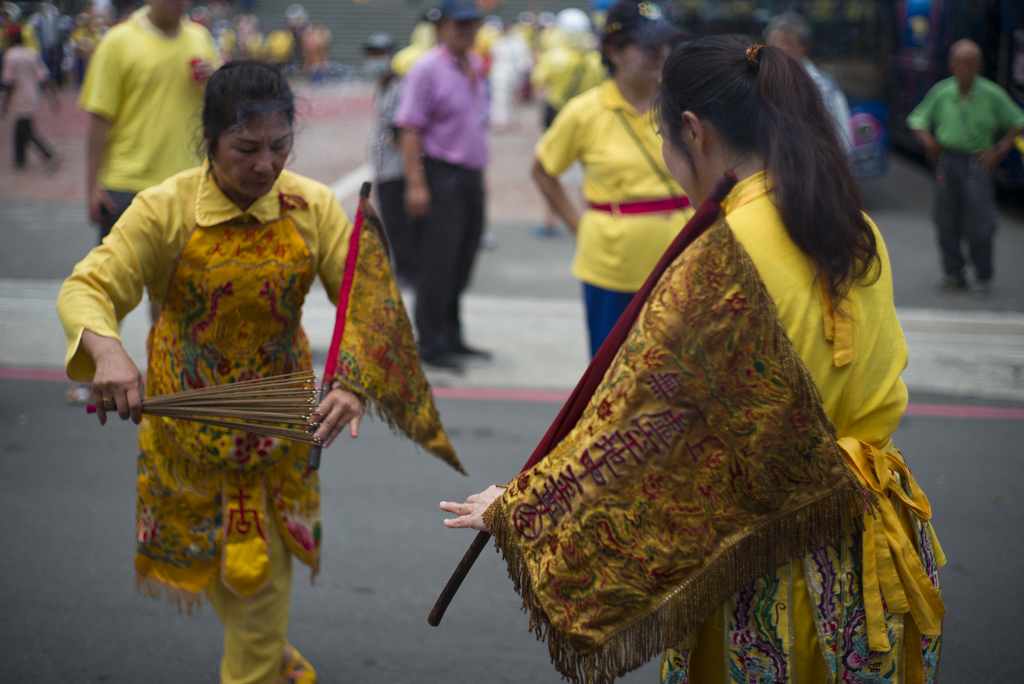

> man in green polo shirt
[907,39,1024,296]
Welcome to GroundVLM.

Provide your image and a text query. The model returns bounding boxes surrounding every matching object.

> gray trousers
[933,151,996,282]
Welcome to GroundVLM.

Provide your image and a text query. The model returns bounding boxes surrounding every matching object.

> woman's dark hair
[202,60,295,154]
[655,35,879,303]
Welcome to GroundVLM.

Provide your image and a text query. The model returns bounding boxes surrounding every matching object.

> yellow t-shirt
[723,172,908,444]
[243,32,265,60]
[58,164,353,380]
[78,8,220,193]
[266,29,294,64]
[536,79,692,292]
[392,21,436,77]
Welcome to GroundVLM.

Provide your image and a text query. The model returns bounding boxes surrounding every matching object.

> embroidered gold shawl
[484,218,868,683]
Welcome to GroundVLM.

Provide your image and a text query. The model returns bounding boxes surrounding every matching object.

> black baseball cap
[603,0,683,46]
[437,0,483,22]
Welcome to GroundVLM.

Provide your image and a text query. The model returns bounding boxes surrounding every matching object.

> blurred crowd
[0,1,334,86]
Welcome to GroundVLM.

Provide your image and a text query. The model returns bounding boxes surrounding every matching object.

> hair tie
[746,44,763,68]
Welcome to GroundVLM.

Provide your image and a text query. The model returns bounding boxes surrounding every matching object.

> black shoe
[938,273,967,292]
[452,343,493,362]
[420,352,464,371]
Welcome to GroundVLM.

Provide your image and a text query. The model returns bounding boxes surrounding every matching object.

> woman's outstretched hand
[312,387,364,448]
[440,485,506,532]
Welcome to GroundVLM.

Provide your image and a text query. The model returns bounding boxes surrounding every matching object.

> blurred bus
[674,0,898,180]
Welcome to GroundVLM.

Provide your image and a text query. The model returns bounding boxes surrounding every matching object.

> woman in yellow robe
[58,61,362,684]
[441,36,943,684]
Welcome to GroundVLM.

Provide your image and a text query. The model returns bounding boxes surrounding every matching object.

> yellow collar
[194,161,284,227]
[601,79,642,116]
[721,170,771,216]
[134,6,189,37]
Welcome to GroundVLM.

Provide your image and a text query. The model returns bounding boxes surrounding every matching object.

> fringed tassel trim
[335,377,466,475]
[487,487,863,684]
[135,573,205,616]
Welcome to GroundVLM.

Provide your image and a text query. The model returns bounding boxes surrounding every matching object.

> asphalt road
[1,378,1023,683]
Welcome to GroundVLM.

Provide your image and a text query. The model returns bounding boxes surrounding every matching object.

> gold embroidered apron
[136,213,321,607]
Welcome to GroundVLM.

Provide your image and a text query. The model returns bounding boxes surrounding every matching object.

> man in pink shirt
[395,0,490,371]
[1,25,59,170]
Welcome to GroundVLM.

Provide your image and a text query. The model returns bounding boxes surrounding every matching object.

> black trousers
[933,151,996,282]
[98,190,137,242]
[13,118,53,166]
[377,178,418,284]
[414,158,485,359]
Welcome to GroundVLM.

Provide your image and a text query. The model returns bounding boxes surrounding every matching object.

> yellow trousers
[206,519,292,684]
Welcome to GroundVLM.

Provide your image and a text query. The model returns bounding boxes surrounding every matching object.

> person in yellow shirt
[59,61,364,684]
[657,36,943,684]
[265,25,295,66]
[68,17,98,97]
[441,36,943,684]
[531,0,688,357]
[391,14,437,77]
[528,7,606,237]
[530,8,604,129]
[79,0,218,242]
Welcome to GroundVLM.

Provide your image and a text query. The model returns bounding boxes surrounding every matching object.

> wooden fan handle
[307,384,332,470]
[428,530,491,626]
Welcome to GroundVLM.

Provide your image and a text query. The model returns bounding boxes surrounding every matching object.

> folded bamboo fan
[88,371,323,445]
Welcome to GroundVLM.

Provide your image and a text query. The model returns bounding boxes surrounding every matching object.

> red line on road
[902,403,1024,420]
[0,367,69,382]
[431,386,570,403]
[4,366,1023,418]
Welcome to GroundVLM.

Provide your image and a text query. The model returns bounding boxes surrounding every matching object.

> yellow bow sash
[837,437,945,652]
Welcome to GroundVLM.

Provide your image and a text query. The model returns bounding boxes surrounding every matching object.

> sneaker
[938,273,967,292]
[972,279,992,298]
[530,223,560,239]
[452,342,493,363]
[276,643,316,684]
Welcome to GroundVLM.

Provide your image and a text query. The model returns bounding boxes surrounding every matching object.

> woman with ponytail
[653,35,943,684]
[440,36,944,684]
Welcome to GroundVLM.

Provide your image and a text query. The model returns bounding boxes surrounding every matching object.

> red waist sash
[588,196,690,215]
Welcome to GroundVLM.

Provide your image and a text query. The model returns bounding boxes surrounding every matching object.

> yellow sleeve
[57,191,183,381]
[530,52,552,89]
[314,189,354,307]
[535,97,586,178]
[78,28,124,121]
